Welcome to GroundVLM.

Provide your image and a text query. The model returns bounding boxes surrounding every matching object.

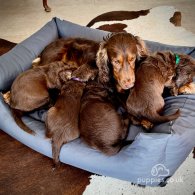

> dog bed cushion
[0,17,195,187]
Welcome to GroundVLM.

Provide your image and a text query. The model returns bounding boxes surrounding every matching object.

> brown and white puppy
[10,61,76,134]
[46,80,86,165]
[79,81,131,155]
[96,32,148,92]
[126,51,181,128]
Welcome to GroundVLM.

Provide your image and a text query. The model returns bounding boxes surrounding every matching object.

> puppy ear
[96,42,110,83]
[135,36,149,57]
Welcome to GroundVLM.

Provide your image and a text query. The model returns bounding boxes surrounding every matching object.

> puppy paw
[141,119,153,130]
[170,87,179,96]
[32,57,41,68]
[178,82,195,94]
[2,91,11,105]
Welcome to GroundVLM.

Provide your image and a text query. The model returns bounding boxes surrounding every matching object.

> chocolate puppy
[126,51,195,129]
[79,81,131,155]
[46,80,86,165]
[10,61,76,134]
[126,51,181,129]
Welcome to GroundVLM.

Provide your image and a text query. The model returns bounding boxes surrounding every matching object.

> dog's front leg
[170,84,179,96]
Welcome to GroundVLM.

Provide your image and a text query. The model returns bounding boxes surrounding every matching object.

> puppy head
[175,54,195,88]
[96,32,148,91]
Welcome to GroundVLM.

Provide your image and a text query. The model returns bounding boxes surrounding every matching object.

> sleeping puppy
[46,80,86,165]
[39,37,99,67]
[96,32,148,92]
[9,61,77,134]
[126,51,195,129]
[126,51,181,129]
[32,37,99,81]
[79,81,132,155]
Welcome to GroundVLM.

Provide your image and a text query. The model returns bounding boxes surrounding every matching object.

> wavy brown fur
[46,80,86,165]
[96,32,148,92]
[79,81,131,155]
[126,51,180,127]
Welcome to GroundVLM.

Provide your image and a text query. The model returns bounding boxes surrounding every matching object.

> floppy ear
[96,42,110,84]
[135,36,149,57]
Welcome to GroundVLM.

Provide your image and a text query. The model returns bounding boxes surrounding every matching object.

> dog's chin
[120,83,134,90]
[117,83,134,92]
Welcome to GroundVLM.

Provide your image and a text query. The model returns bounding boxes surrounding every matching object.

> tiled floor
[0,0,195,42]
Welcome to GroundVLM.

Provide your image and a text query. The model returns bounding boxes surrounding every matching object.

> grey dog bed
[0,17,195,187]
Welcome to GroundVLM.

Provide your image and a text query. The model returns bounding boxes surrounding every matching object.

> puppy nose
[122,79,134,88]
[126,78,131,83]
[123,78,133,85]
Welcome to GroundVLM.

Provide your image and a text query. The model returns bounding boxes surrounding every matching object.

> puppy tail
[52,136,64,166]
[148,109,180,124]
[11,108,35,135]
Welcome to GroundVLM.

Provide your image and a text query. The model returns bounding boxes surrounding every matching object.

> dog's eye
[114,60,120,66]
[113,60,121,71]
[113,60,120,65]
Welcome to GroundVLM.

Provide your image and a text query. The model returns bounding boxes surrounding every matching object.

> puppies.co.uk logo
[151,163,170,177]
[137,164,183,185]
